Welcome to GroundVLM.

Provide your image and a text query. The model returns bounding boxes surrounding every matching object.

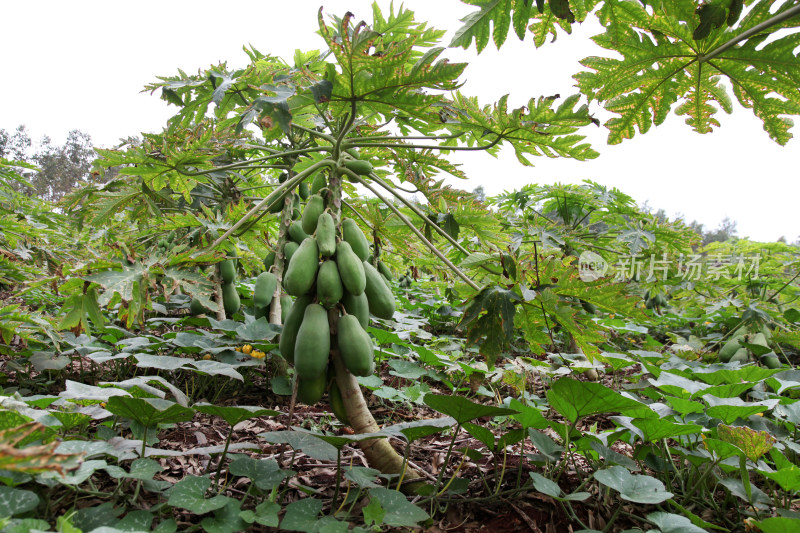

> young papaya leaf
[368,488,429,528]
[647,512,709,533]
[717,424,777,462]
[0,486,39,517]
[258,430,338,461]
[279,498,323,532]
[762,466,800,492]
[527,428,563,463]
[240,500,280,528]
[594,466,673,504]
[631,418,704,442]
[345,466,383,489]
[756,517,800,533]
[168,476,232,515]
[463,422,495,450]
[423,394,517,425]
[547,378,651,423]
[201,499,245,533]
[457,285,520,366]
[702,396,778,425]
[193,404,279,427]
[228,457,293,491]
[363,497,387,528]
[377,417,456,443]
[105,397,195,427]
[508,399,549,430]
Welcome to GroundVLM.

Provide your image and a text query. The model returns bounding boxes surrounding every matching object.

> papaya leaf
[457,285,520,366]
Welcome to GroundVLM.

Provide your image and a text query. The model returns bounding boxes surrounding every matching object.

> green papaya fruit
[335,241,366,296]
[342,290,369,329]
[294,304,331,379]
[761,354,781,369]
[221,282,240,317]
[302,194,325,235]
[311,172,327,195]
[719,333,745,362]
[292,193,301,213]
[288,220,308,244]
[729,347,750,363]
[263,250,276,270]
[297,373,327,405]
[284,241,299,264]
[363,260,395,319]
[280,294,293,324]
[317,260,343,308]
[219,259,236,284]
[751,332,770,348]
[580,300,597,315]
[342,218,370,261]
[316,212,336,258]
[298,181,310,201]
[190,297,211,316]
[283,238,319,297]
[344,159,373,176]
[328,379,349,425]
[345,148,360,159]
[377,260,393,281]
[266,187,289,213]
[253,272,278,308]
[278,295,312,364]
[292,207,301,220]
[337,314,375,377]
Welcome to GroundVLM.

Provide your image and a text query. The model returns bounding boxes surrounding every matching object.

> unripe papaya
[377,260,393,281]
[328,379,349,425]
[297,373,327,405]
[292,208,301,220]
[302,195,325,235]
[342,218,370,261]
[751,332,769,348]
[580,300,597,315]
[254,272,277,308]
[288,220,308,245]
[294,304,331,379]
[263,250,276,270]
[284,238,319,296]
[719,333,745,362]
[284,241,299,264]
[190,297,211,316]
[344,159,373,176]
[762,354,781,369]
[266,187,289,213]
[337,314,375,377]
[363,261,395,319]
[342,290,369,329]
[311,172,327,195]
[298,181,310,201]
[292,193,301,212]
[729,347,749,363]
[219,260,236,284]
[316,212,336,258]
[280,294,293,323]
[279,295,312,364]
[317,260,343,308]
[221,282,240,317]
[336,241,366,296]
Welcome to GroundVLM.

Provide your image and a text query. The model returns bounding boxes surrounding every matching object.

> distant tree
[0,125,33,162]
[31,130,95,202]
[703,216,738,245]
[472,185,486,203]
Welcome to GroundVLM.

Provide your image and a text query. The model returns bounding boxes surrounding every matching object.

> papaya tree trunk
[327,166,426,492]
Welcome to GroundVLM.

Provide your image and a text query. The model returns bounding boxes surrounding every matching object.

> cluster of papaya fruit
[277,191,395,418]
[718,324,780,368]
[398,272,413,288]
[644,290,669,311]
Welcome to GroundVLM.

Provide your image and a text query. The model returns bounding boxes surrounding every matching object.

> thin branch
[699,4,800,64]
[342,169,480,291]
[209,159,334,249]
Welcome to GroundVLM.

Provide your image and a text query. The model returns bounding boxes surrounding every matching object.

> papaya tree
[65,0,799,491]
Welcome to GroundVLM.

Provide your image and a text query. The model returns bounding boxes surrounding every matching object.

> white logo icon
[578,251,608,282]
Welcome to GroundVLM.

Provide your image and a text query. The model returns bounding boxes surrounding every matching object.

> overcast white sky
[1,0,797,242]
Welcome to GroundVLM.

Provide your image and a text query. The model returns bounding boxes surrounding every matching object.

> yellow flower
[252,350,266,359]
[242,344,253,355]
[234,346,242,352]
[203,354,212,360]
